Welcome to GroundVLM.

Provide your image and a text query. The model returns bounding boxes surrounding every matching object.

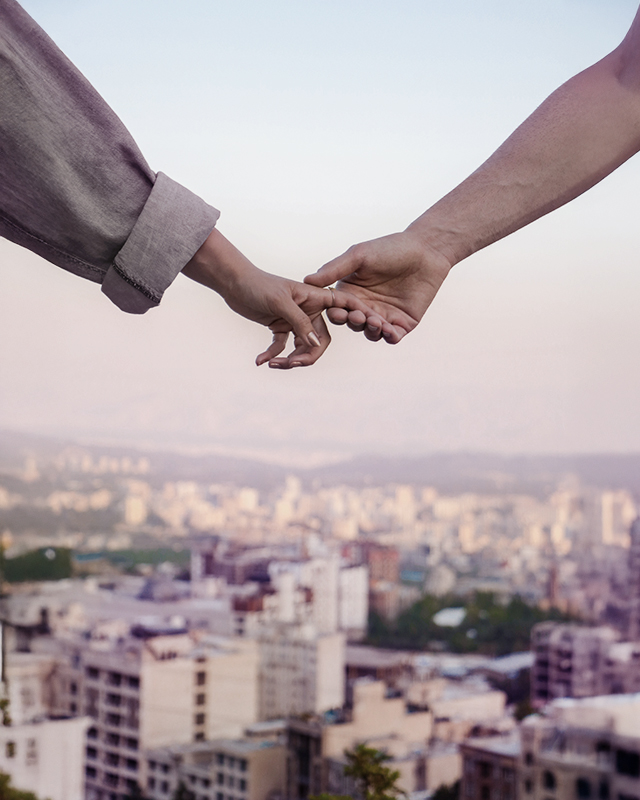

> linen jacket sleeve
[0,0,220,313]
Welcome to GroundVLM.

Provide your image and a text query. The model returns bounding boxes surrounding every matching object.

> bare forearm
[409,40,640,266]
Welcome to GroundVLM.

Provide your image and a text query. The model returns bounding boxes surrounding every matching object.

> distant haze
[2,0,640,457]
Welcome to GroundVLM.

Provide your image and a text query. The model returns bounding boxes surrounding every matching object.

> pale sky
[2,0,640,460]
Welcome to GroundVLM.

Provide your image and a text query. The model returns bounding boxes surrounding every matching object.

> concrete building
[323,679,434,796]
[531,622,619,707]
[338,564,369,639]
[258,625,344,719]
[460,733,520,800]
[145,738,287,800]
[0,716,90,800]
[39,629,259,800]
[629,517,640,640]
[520,693,640,800]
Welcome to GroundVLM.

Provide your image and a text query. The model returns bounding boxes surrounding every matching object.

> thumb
[304,250,357,288]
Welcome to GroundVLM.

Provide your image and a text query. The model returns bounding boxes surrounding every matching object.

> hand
[304,230,452,343]
[183,229,387,367]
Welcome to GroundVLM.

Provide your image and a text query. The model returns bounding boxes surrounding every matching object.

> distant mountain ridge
[2,428,640,494]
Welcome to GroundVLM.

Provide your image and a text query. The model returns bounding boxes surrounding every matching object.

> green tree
[344,743,405,800]
[311,744,406,800]
[432,781,460,800]
[0,771,42,800]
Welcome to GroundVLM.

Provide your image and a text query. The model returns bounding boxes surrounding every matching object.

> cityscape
[1,430,640,799]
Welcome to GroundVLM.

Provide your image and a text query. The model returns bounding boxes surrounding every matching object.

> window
[86,687,99,717]
[70,702,77,714]
[108,672,122,687]
[196,693,206,706]
[126,737,138,750]
[86,746,98,759]
[524,779,533,794]
[239,760,247,772]
[217,773,224,785]
[599,782,610,800]
[148,778,156,790]
[525,752,534,766]
[239,779,246,791]
[229,777,235,788]
[196,671,206,686]
[217,795,224,800]
[86,667,99,680]
[106,693,121,707]
[106,733,120,746]
[87,727,98,739]
[128,676,140,689]
[576,778,592,799]
[126,758,138,771]
[480,761,491,779]
[217,754,224,765]
[86,766,97,779]
[544,771,557,790]
[5,742,15,758]
[106,713,121,727]
[481,788,491,800]
[194,732,205,742]
[228,757,235,769]
[161,763,170,774]
[26,738,37,766]
[106,752,120,767]
[160,781,169,794]
[70,682,78,695]
[617,750,640,778]
[105,773,119,787]
[195,713,205,725]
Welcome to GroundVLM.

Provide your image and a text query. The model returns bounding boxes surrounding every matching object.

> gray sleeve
[0,0,219,313]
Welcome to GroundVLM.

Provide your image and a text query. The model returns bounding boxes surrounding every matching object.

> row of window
[148,756,248,773]
[85,667,140,689]
[85,767,138,792]
[87,728,138,751]
[85,747,138,771]
[146,780,244,800]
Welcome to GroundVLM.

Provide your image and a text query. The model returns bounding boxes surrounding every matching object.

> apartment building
[258,625,344,719]
[40,629,259,800]
[531,623,619,707]
[520,694,640,800]
[460,733,520,800]
[145,738,286,800]
[0,716,89,800]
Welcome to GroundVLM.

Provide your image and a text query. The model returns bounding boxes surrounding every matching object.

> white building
[0,716,90,800]
[258,625,345,720]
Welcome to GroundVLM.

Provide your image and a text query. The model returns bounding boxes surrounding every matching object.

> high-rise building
[531,623,618,707]
[629,517,640,640]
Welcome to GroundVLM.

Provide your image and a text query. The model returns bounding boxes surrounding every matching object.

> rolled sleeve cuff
[101,172,220,314]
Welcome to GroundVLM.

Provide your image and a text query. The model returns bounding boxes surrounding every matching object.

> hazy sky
[2,0,640,460]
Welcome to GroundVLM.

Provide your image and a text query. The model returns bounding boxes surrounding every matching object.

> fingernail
[290,361,303,368]
[269,362,283,369]
[308,332,321,347]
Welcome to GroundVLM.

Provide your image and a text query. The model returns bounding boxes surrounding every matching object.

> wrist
[404,213,469,271]
[182,228,257,300]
